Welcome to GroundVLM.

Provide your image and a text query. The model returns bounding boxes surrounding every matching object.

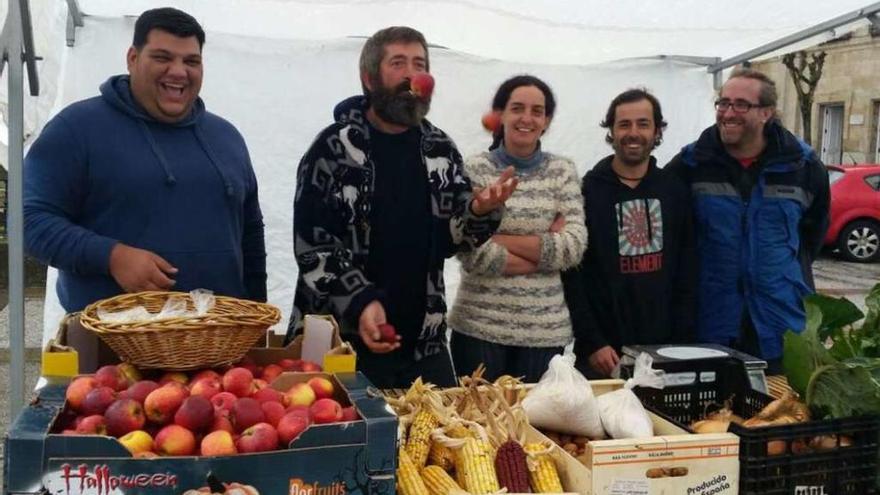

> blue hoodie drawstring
[137,120,177,185]
[194,125,235,198]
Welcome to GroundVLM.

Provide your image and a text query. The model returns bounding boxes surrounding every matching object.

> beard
[612,135,653,166]
[369,77,430,128]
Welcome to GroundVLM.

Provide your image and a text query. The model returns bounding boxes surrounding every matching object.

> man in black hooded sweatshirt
[563,89,696,377]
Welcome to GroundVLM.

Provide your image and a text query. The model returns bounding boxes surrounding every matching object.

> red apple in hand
[378,323,398,343]
[481,111,501,133]
[410,73,434,100]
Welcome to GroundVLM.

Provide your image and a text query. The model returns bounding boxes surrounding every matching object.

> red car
[824,164,880,262]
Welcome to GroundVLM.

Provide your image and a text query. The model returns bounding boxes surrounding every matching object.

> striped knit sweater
[449,151,587,347]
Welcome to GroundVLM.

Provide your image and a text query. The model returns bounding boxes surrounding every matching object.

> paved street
[813,251,880,311]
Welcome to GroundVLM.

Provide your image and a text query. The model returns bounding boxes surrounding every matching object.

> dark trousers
[352,340,457,389]
[450,330,563,384]
[734,310,783,375]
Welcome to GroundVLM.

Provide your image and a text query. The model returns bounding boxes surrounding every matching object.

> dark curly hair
[600,88,667,147]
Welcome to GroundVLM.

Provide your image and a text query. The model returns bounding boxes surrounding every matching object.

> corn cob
[428,440,455,471]
[454,437,500,494]
[398,448,430,495]
[525,443,563,493]
[494,440,531,493]
[406,409,440,468]
[421,465,464,495]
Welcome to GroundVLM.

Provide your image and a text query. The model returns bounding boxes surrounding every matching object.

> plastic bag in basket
[597,352,664,439]
[98,289,216,323]
[522,354,605,438]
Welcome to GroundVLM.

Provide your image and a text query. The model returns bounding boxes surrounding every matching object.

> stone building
[752,25,880,165]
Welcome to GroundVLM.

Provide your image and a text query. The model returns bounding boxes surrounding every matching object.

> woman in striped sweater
[449,75,587,383]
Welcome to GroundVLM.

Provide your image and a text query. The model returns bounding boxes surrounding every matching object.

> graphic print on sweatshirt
[616,198,663,274]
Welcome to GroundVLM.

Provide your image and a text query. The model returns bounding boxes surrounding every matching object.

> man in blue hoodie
[289,26,516,388]
[24,8,267,312]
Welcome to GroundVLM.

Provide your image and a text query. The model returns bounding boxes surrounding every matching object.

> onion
[690,419,731,433]
[809,435,838,451]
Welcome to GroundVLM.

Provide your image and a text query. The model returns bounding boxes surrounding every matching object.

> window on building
[873,100,880,164]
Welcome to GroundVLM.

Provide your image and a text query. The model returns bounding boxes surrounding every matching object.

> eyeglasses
[714,99,766,113]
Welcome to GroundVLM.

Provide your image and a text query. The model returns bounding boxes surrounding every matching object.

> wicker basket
[80,291,281,370]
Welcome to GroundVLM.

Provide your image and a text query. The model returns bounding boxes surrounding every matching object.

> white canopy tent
[4,0,879,413]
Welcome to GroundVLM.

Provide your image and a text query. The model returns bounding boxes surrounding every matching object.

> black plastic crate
[632,357,880,495]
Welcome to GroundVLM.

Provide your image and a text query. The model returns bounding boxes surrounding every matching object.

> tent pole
[708,1,880,73]
[6,0,27,420]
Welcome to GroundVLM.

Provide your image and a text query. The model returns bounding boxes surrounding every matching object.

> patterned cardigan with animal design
[287,96,503,360]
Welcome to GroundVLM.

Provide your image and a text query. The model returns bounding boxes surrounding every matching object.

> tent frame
[0,0,41,420]
[3,1,879,420]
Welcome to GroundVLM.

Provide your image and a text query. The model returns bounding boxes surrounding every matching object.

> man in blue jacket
[24,7,267,312]
[666,68,829,373]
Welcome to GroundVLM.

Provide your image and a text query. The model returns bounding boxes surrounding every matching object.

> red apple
[189,378,222,400]
[75,414,107,435]
[378,323,398,343]
[144,382,189,424]
[284,383,316,407]
[307,376,335,400]
[94,365,127,391]
[260,364,283,383]
[119,380,160,404]
[277,358,301,371]
[117,363,142,385]
[236,422,279,453]
[481,111,502,133]
[190,369,221,384]
[410,72,434,100]
[66,377,99,413]
[261,401,286,428]
[211,412,235,433]
[210,392,237,413]
[341,406,359,422]
[154,424,196,456]
[222,367,254,398]
[81,386,118,416]
[159,371,189,386]
[300,361,322,372]
[231,397,265,432]
[200,430,237,456]
[104,398,146,437]
[174,396,214,432]
[277,412,310,446]
[285,405,312,421]
[237,357,261,378]
[252,387,284,405]
[250,379,268,394]
[310,398,343,424]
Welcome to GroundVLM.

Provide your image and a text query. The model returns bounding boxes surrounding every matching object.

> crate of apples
[56,358,360,458]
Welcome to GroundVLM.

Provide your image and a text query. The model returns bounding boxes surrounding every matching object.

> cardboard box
[4,372,396,494]
[41,314,120,379]
[528,379,740,495]
[252,315,356,373]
